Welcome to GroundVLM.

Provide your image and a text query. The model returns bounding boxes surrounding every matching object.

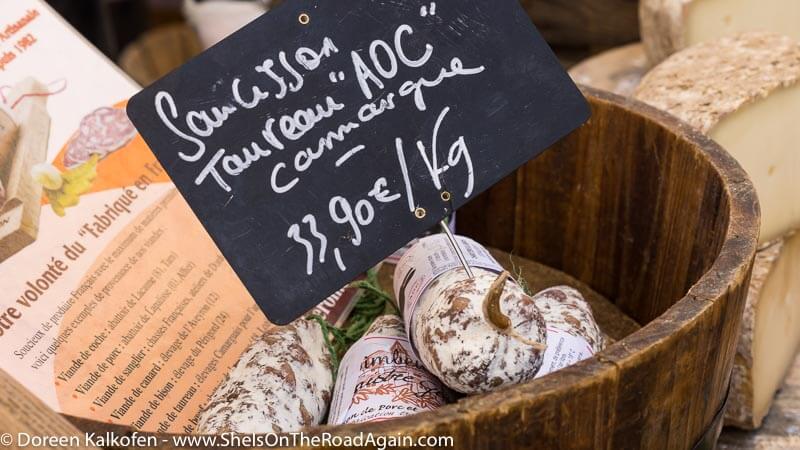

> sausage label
[328,334,446,424]
[535,329,594,378]
[393,234,502,336]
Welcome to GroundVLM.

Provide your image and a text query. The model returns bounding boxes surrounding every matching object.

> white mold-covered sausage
[532,286,604,378]
[328,315,447,425]
[411,267,547,393]
[535,286,604,351]
[195,318,333,434]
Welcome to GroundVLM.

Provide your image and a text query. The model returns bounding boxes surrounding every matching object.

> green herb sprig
[509,253,533,296]
[307,268,393,379]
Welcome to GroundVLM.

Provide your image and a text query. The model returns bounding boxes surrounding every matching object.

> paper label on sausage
[328,334,446,425]
[535,329,595,378]
[383,214,457,264]
[393,234,502,334]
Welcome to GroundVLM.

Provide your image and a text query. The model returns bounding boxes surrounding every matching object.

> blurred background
[46,0,182,59]
[44,0,640,86]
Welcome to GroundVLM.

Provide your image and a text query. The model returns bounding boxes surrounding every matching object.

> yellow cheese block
[728,233,800,428]
[709,84,800,245]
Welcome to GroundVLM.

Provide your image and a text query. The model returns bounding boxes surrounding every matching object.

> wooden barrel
[316,88,759,449]
[0,87,759,449]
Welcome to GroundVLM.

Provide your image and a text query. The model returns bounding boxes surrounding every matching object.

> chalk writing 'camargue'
[265,56,483,197]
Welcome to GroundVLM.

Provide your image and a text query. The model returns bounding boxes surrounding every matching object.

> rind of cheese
[634,32,800,243]
[195,319,333,434]
[727,233,800,428]
[635,32,800,133]
[640,0,800,64]
[412,267,547,394]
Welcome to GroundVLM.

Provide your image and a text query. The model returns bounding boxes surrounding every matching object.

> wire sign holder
[439,220,474,279]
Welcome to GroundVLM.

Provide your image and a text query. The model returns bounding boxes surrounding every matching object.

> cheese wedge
[640,0,800,65]
[635,32,800,429]
[728,234,800,429]
[634,32,800,245]
[568,43,647,97]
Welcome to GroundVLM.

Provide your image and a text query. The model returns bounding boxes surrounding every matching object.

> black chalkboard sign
[126,0,590,324]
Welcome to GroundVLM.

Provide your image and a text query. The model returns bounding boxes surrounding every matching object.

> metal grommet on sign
[440,191,451,202]
[414,207,427,219]
[298,13,310,25]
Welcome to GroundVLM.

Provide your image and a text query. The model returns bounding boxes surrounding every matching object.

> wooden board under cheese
[640,0,800,65]
[634,33,800,429]
[718,354,800,448]
[0,78,50,262]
